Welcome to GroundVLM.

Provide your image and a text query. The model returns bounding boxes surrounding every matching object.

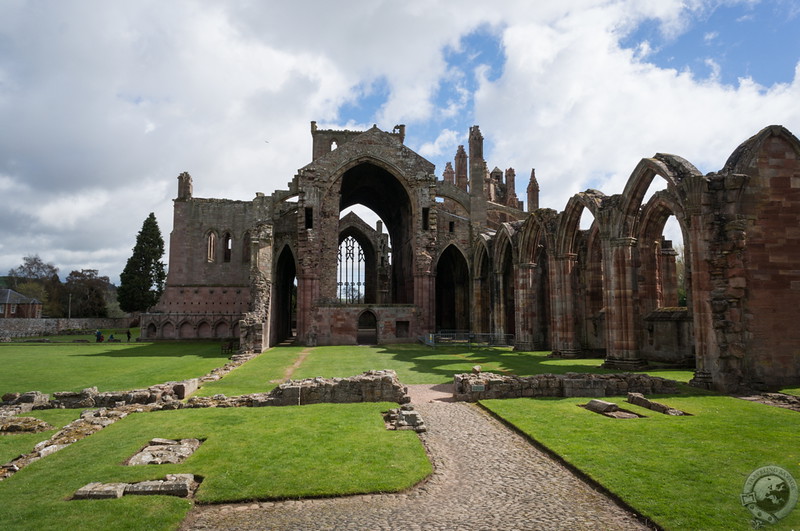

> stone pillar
[660,241,679,307]
[602,237,647,369]
[468,126,488,227]
[682,174,716,388]
[455,145,468,191]
[515,262,536,350]
[443,162,455,185]
[550,254,580,357]
[527,170,539,212]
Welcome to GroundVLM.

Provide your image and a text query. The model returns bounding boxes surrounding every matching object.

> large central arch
[338,161,414,303]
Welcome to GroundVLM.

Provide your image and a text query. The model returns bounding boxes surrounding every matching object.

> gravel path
[181,385,650,530]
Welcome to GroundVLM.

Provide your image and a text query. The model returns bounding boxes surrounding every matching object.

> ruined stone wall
[308,305,419,345]
[0,318,133,338]
[453,372,678,401]
[735,129,800,388]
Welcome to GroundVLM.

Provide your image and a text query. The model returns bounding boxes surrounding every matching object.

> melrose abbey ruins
[141,121,800,393]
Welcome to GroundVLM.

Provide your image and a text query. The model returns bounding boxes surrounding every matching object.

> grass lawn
[481,395,800,531]
[0,409,82,464]
[287,344,695,384]
[0,342,230,395]
[781,386,800,397]
[0,404,430,531]
[193,345,307,397]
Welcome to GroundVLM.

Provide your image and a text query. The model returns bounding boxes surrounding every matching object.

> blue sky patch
[622,3,800,87]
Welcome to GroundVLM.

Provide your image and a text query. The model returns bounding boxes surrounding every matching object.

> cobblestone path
[182,386,650,530]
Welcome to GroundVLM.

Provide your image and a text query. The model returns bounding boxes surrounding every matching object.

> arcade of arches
[142,123,800,393]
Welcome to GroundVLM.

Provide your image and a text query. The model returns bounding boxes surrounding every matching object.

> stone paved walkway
[181,385,651,530]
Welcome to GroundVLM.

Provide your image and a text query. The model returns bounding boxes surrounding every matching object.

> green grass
[193,345,307,397]
[0,342,230,395]
[0,409,82,464]
[781,386,800,397]
[287,344,694,384]
[481,395,800,531]
[0,404,431,531]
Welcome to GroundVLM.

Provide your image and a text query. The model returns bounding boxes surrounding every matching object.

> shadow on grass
[70,341,229,359]
[370,343,714,396]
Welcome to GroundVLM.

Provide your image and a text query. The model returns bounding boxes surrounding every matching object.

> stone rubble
[74,474,199,500]
[627,392,687,416]
[126,438,202,466]
[0,416,53,433]
[383,404,426,432]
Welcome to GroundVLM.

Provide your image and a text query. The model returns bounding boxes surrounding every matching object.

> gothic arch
[517,214,554,350]
[472,237,492,334]
[434,244,471,331]
[493,225,517,338]
[271,244,297,345]
[322,158,417,304]
[555,190,605,256]
[213,319,230,338]
[617,155,701,239]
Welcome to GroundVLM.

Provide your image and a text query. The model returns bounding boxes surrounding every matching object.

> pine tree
[117,213,166,313]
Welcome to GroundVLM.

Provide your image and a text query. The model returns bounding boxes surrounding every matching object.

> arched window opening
[338,236,365,303]
[330,140,338,151]
[223,233,232,263]
[207,232,217,262]
[339,205,391,304]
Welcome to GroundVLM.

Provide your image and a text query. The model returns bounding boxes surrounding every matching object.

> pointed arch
[271,244,297,345]
[434,244,471,331]
[472,236,492,334]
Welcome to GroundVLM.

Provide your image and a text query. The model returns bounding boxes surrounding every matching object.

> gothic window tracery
[338,236,365,303]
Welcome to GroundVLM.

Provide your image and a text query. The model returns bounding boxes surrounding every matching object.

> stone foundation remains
[626,392,688,416]
[126,438,202,466]
[186,370,409,408]
[383,404,426,433]
[74,474,199,500]
[453,372,678,402]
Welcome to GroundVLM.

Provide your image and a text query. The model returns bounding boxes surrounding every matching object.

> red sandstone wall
[742,134,800,387]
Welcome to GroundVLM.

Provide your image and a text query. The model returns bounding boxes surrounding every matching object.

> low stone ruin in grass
[454,371,679,401]
[580,393,690,418]
[580,399,644,419]
[125,437,202,466]
[626,392,689,416]
[0,416,53,433]
[384,404,426,433]
[185,369,410,408]
[73,474,200,500]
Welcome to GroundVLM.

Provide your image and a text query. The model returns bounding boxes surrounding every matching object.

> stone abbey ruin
[141,122,800,393]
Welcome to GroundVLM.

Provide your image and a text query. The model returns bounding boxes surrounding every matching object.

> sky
[1,0,799,284]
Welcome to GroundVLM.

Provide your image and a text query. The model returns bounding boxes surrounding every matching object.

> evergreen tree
[117,213,166,313]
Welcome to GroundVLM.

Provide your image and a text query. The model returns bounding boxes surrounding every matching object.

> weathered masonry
[142,123,800,393]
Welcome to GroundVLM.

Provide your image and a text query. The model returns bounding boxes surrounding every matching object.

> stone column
[515,262,536,350]
[602,237,647,369]
[551,253,580,357]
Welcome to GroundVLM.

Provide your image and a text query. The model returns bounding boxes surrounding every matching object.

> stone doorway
[357,310,378,345]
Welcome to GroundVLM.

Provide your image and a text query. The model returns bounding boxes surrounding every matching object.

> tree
[7,255,64,316]
[65,269,111,318]
[7,255,59,287]
[117,212,166,313]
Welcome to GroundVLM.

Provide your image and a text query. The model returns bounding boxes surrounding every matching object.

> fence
[420,330,515,347]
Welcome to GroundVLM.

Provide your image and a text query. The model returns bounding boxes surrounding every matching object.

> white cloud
[0,0,798,284]
[418,129,464,159]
